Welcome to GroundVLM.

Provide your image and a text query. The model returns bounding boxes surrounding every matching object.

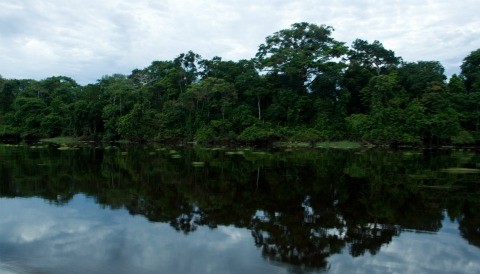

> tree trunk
[257,94,262,120]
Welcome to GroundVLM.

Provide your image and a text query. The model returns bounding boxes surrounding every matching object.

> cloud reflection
[328,220,480,274]
[0,196,289,274]
[0,195,479,274]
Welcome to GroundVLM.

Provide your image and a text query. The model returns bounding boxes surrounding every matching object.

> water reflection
[0,144,480,273]
[0,196,273,274]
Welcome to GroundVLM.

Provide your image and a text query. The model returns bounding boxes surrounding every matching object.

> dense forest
[1,22,479,145]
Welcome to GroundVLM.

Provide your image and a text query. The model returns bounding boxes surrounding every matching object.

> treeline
[1,22,479,145]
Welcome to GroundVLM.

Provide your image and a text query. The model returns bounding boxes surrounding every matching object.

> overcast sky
[0,0,479,85]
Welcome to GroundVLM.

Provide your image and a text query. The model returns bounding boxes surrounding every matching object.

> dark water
[0,144,480,274]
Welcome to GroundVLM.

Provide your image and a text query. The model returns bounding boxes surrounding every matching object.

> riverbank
[3,136,475,151]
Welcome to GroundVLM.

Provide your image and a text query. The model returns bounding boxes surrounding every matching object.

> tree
[0,76,13,113]
[174,51,202,93]
[118,103,157,141]
[343,65,374,114]
[460,48,480,93]
[348,39,401,75]
[344,39,402,114]
[397,61,446,98]
[12,97,47,139]
[199,57,245,82]
[129,60,183,106]
[448,74,466,93]
[361,74,405,110]
[188,78,237,119]
[72,84,106,137]
[419,89,462,144]
[98,74,136,140]
[256,22,347,93]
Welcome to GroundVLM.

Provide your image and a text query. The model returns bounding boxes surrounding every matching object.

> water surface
[0,144,479,273]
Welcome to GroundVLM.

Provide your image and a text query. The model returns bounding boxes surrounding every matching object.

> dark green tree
[256,22,347,94]
[398,61,446,98]
[348,39,401,75]
[98,74,136,140]
[460,48,480,93]
[174,51,202,93]
[345,39,401,114]
[118,103,158,141]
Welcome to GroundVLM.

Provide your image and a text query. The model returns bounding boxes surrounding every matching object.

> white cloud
[0,0,479,84]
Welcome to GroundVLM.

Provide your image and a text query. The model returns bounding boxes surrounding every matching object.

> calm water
[0,144,479,273]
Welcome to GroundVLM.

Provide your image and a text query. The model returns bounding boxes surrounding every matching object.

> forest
[1,22,479,146]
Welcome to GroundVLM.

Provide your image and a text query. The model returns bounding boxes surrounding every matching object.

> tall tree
[256,22,347,94]
[397,61,446,98]
[348,39,401,75]
[130,60,183,108]
[448,74,466,93]
[98,74,136,140]
[460,48,480,93]
[345,39,401,114]
[0,76,12,113]
[174,51,202,93]
[360,75,403,110]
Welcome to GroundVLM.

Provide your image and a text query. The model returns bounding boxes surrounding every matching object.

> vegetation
[1,22,479,146]
[40,136,81,144]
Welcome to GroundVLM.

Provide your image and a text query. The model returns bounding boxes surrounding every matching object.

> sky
[0,0,479,85]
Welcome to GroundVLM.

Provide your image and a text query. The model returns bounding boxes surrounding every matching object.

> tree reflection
[0,144,479,269]
[458,201,480,248]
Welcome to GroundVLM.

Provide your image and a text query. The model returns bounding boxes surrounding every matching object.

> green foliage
[349,39,401,75]
[12,97,47,139]
[230,104,257,131]
[0,124,19,140]
[316,141,362,149]
[402,100,427,143]
[194,125,216,144]
[345,114,371,140]
[40,137,80,144]
[343,65,374,114]
[365,108,405,143]
[460,49,480,92]
[398,61,447,98]
[425,110,461,144]
[186,77,238,121]
[118,103,157,141]
[256,22,347,93]
[0,76,14,113]
[0,26,477,147]
[41,114,64,137]
[448,74,466,93]
[237,123,280,143]
[288,127,322,142]
[361,74,405,109]
[452,131,475,145]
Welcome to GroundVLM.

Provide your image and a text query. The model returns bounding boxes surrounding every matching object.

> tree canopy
[0,22,478,146]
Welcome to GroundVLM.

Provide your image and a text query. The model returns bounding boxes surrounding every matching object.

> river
[0,144,479,273]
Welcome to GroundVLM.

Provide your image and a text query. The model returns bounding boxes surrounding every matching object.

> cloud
[0,0,479,84]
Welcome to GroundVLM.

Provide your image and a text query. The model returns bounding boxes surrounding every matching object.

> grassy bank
[273,141,363,149]
[39,137,82,144]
